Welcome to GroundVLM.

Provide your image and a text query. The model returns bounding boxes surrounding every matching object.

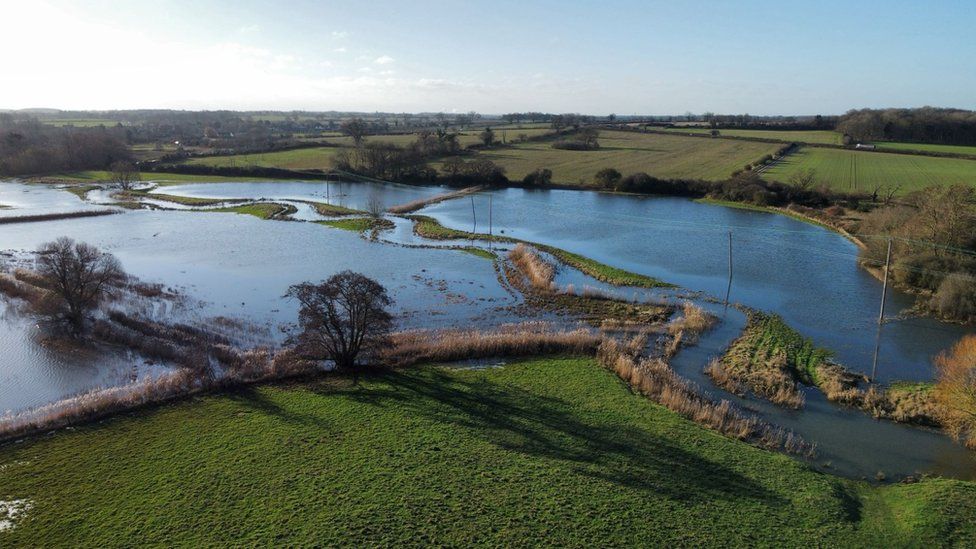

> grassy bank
[0,357,972,545]
[317,217,393,232]
[408,215,671,288]
[210,203,296,219]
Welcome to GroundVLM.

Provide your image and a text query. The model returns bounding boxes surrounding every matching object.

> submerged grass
[317,217,394,232]
[1,356,972,545]
[209,203,296,219]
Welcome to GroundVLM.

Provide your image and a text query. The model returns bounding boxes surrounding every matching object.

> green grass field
[47,171,285,184]
[1,357,973,545]
[763,146,976,194]
[874,141,976,157]
[660,127,844,145]
[467,130,781,184]
[186,147,340,170]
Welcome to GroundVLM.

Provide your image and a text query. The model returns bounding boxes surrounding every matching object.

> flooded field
[423,188,971,383]
[2,178,975,480]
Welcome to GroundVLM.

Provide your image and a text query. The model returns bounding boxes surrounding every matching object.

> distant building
[855,143,876,150]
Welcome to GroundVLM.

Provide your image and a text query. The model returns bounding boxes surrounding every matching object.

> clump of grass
[119,189,246,207]
[509,244,556,292]
[317,217,394,232]
[381,323,600,368]
[668,301,717,339]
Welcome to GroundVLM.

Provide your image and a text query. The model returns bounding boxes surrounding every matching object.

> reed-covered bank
[712,311,945,426]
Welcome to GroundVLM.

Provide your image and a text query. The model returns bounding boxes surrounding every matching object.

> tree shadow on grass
[327,368,787,506]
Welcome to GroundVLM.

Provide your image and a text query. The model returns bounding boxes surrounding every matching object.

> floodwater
[0,181,534,412]
[422,188,973,383]
[2,179,976,480]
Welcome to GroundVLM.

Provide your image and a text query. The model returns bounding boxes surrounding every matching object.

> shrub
[522,168,553,186]
[933,273,976,322]
[593,168,622,189]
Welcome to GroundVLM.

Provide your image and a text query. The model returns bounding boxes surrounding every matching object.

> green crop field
[323,128,554,148]
[763,146,976,194]
[187,147,340,170]
[467,130,780,184]
[874,141,976,157]
[1,357,973,545]
[661,127,844,145]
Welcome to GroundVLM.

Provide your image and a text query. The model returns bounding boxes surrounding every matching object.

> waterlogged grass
[317,217,393,232]
[461,130,781,184]
[537,245,674,288]
[0,357,972,545]
[210,203,293,219]
[764,147,976,194]
[408,215,670,287]
[64,185,100,200]
[309,201,364,216]
[460,246,496,259]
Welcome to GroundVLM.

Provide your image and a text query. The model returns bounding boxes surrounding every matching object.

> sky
[2,0,975,115]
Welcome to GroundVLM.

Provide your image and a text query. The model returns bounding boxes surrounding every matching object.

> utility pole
[724,230,733,309]
[488,194,493,252]
[871,238,893,381]
[471,196,477,236]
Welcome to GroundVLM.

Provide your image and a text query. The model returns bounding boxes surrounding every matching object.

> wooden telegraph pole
[871,238,893,381]
[724,231,733,309]
[488,194,493,252]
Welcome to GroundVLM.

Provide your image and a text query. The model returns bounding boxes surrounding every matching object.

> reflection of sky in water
[3,181,976,480]
[424,188,974,382]
[0,182,531,412]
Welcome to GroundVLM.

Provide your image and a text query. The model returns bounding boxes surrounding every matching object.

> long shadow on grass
[329,368,786,505]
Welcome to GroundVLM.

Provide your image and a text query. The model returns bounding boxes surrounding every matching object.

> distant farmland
[660,127,843,145]
[874,141,976,157]
[763,146,976,194]
[187,147,339,171]
[465,130,781,184]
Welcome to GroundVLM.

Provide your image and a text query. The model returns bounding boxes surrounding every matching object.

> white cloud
[331,31,349,39]
[333,47,347,53]
[374,55,395,65]
[238,24,260,34]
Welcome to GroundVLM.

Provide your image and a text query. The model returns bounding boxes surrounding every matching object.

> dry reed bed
[381,322,600,368]
[0,348,318,443]
[508,244,556,292]
[597,337,811,455]
[386,185,485,214]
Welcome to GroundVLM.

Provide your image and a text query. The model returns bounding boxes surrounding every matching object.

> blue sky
[2,0,974,114]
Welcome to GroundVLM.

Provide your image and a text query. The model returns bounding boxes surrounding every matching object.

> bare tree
[286,272,393,379]
[35,237,124,334]
[340,118,370,147]
[367,193,385,219]
[110,160,140,190]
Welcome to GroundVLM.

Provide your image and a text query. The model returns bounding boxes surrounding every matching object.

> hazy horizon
[3,0,975,115]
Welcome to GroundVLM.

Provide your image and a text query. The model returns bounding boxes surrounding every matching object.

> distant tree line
[837,107,976,145]
[0,116,131,176]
